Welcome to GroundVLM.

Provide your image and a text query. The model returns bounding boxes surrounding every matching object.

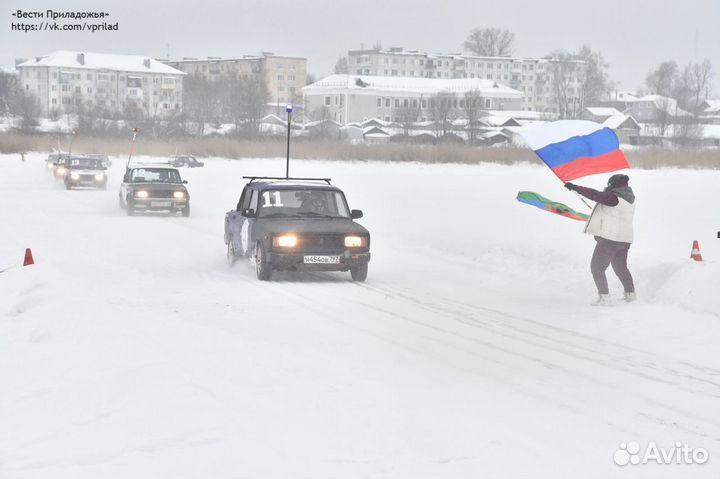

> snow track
[1,155,719,477]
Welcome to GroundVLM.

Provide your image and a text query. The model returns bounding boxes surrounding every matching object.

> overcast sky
[2,0,718,94]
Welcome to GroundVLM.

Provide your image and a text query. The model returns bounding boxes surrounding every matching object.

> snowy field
[1,152,719,478]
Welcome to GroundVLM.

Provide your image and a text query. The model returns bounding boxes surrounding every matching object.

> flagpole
[547,168,593,209]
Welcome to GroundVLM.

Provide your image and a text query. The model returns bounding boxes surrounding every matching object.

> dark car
[51,154,72,179]
[119,164,190,216]
[64,157,108,189]
[170,155,204,168]
[46,153,68,172]
[224,177,371,281]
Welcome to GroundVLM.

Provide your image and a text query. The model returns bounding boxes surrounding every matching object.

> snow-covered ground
[1,153,719,478]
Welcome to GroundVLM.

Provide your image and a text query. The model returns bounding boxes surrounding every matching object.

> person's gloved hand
[564,182,576,191]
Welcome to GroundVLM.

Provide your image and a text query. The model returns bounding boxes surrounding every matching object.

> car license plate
[151,201,171,207]
[304,255,340,264]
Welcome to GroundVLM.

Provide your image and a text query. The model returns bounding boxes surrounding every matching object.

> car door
[228,186,256,256]
[120,169,131,205]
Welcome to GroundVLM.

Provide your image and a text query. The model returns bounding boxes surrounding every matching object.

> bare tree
[334,56,349,74]
[575,45,610,112]
[645,61,679,97]
[546,50,577,119]
[684,59,713,113]
[428,91,456,139]
[463,89,484,145]
[238,71,270,137]
[463,28,515,57]
[393,95,423,137]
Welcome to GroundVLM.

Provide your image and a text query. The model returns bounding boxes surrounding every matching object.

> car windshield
[257,189,351,219]
[67,158,104,169]
[130,168,182,183]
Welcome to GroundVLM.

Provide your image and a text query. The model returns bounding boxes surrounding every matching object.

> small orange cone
[690,240,703,262]
[23,248,34,266]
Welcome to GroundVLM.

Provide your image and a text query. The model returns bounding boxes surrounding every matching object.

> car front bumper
[268,250,371,271]
[131,198,188,211]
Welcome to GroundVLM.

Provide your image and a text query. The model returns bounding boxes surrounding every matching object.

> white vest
[584,197,635,243]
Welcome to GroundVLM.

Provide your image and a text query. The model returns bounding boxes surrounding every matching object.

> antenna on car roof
[243,176,332,185]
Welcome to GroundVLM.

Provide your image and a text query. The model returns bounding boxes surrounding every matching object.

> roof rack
[243,176,332,185]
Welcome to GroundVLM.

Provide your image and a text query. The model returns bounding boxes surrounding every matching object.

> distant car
[119,164,190,216]
[46,153,68,172]
[52,155,72,179]
[64,157,108,190]
[170,155,204,168]
[224,177,370,281]
[85,153,112,168]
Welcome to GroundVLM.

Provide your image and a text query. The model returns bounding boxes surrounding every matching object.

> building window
[377,98,382,107]
[421,99,426,108]
[51,98,57,105]
[87,87,92,94]
[485,98,491,108]
[394,99,399,107]
[385,98,390,107]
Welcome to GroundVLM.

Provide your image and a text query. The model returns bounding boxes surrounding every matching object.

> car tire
[227,241,237,266]
[182,204,190,217]
[350,263,368,282]
[126,198,135,216]
[65,182,72,190]
[255,242,272,281]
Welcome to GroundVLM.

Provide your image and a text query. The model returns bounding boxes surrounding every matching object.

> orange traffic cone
[23,248,34,266]
[690,240,703,262]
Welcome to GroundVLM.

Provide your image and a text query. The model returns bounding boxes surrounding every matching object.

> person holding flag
[565,175,636,306]
[520,120,635,306]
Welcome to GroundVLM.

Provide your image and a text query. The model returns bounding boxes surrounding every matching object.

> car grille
[299,234,345,251]
[147,190,175,198]
[79,174,98,181]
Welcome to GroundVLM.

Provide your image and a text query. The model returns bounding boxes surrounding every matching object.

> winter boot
[623,292,637,302]
[591,294,612,306]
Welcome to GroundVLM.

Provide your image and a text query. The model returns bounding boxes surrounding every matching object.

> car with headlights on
[64,157,108,189]
[52,154,72,179]
[46,153,68,173]
[119,164,190,216]
[224,177,370,281]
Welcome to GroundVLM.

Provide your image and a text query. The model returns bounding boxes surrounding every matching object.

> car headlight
[70,173,80,180]
[273,234,298,248]
[95,173,105,181]
[173,191,185,199]
[56,167,67,175]
[345,235,367,248]
[135,190,148,198]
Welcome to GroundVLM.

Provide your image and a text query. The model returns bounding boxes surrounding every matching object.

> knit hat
[608,174,629,188]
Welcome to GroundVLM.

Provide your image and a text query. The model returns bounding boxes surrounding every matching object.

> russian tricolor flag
[520,120,630,182]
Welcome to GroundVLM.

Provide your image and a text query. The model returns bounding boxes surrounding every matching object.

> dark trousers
[590,237,635,294]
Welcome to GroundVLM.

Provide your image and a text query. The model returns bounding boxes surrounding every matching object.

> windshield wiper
[261,212,299,218]
[297,212,335,218]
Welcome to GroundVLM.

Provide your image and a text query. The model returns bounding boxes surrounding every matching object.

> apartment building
[348,47,586,114]
[16,51,185,118]
[164,53,307,106]
[302,74,522,124]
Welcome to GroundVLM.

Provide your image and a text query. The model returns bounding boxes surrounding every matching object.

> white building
[16,51,185,118]
[303,74,522,124]
[347,47,587,114]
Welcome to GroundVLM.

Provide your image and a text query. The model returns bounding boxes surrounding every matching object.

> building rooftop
[17,51,185,75]
[303,74,522,98]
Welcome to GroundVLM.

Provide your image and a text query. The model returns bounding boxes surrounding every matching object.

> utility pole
[285,103,292,179]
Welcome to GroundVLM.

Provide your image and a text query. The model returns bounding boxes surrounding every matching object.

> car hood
[70,169,105,175]
[260,217,368,236]
[128,183,187,191]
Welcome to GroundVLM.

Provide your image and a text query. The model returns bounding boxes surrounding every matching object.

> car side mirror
[241,208,255,217]
[351,209,363,219]
[182,180,188,184]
